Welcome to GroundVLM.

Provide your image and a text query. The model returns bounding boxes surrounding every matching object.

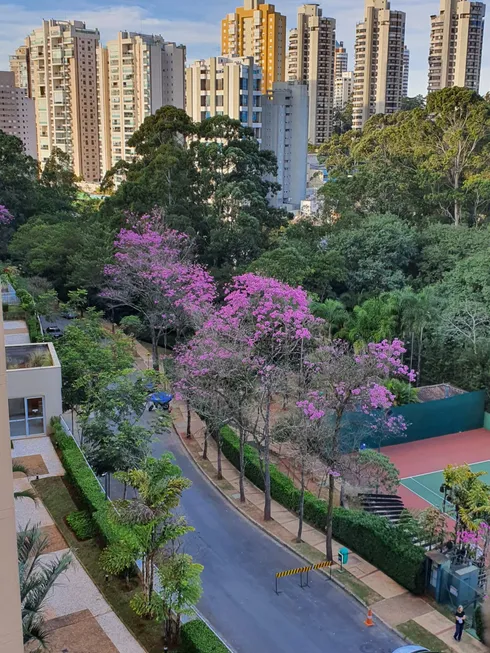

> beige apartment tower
[0,71,37,158]
[288,4,336,145]
[0,303,24,653]
[221,1,286,93]
[12,20,101,181]
[186,56,262,139]
[428,0,485,93]
[352,0,406,130]
[98,32,185,173]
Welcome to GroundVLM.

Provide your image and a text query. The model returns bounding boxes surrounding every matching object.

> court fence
[341,388,486,450]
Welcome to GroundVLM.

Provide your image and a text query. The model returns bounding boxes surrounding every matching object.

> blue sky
[1,0,488,97]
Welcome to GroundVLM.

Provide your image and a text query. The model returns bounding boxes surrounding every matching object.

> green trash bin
[338,547,349,566]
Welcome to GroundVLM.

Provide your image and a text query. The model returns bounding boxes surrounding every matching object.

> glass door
[8,397,45,437]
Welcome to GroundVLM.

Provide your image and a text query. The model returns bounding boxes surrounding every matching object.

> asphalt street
[138,410,404,653]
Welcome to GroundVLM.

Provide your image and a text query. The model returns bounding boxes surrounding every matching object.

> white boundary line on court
[400,458,490,480]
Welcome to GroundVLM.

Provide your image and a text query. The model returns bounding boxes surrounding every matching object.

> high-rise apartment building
[403,45,410,97]
[186,56,262,138]
[12,20,101,181]
[221,1,286,93]
[0,71,36,158]
[98,32,185,172]
[334,41,348,79]
[288,4,336,145]
[334,71,354,110]
[428,0,485,93]
[352,0,406,130]
[9,46,31,95]
[0,303,24,653]
[261,81,308,210]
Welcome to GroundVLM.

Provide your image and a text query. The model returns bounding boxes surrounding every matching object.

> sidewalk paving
[12,436,145,653]
[170,399,488,653]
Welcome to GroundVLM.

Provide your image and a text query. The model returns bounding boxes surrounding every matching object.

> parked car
[45,326,63,339]
[392,647,429,653]
[60,309,77,319]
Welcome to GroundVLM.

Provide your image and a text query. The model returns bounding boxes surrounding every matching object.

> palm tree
[311,299,349,340]
[12,463,37,502]
[18,524,71,649]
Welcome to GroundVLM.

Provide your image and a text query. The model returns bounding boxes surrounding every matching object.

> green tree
[66,288,88,317]
[310,299,349,340]
[347,294,399,347]
[348,449,400,494]
[400,95,425,111]
[35,289,58,319]
[248,245,311,286]
[156,553,203,646]
[100,455,193,616]
[39,147,78,208]
[18,524,71,649]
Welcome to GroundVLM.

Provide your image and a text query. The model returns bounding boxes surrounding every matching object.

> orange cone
[364,608,374,627]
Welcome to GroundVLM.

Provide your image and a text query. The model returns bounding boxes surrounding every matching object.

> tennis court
[380,428,490,513]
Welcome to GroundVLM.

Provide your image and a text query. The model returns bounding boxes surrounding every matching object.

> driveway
[137,411,403,653]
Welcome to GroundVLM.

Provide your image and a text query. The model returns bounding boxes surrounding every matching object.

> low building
[6,341,62,439]
[261,81,308,211]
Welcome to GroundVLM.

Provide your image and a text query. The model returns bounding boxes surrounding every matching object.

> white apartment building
[261,81,308,210]
[12,20,101,181]
[186,56,262,139]
[0,71,36,158]
[428,0,485,93]
[352,0,406,130]
[334,41,348,79]
[98,32,185,171]
[403,45,410,97]
[334,71,354,110]
[288,4,336,145]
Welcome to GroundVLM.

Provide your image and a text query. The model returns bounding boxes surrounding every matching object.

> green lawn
[398,620,451,653]
[33,476,166,653]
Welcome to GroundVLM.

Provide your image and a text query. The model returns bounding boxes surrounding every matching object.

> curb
[173,424,414,648]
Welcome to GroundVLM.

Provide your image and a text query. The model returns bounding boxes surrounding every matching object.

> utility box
[338,547,349,565]
[425,551,450,602]
[446,565,479,606]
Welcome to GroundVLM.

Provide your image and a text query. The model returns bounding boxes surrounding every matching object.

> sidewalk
[170,399,488,653]
[12,436,145,653]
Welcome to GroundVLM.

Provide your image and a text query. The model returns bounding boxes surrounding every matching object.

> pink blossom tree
[0,206,13,225]
[295,339,415,560]
[102,216,216,369]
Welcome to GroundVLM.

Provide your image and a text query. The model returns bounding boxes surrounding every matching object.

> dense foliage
[180,619,229,653]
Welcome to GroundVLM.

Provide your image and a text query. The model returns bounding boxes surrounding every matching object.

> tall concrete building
[352,0,406,130]
[403,45,410,97]
[0,303,24,653]
[288,4,336,145]
[0,71,36,158]
[98,32,185,172]
[221,1,286,93]
[334,71,354,110]
[186,56,262,138]
[334,41,348,79]
[261,81,308,210]
[9,46,31,95]
[12,20,101,181]
[428,0,485,93]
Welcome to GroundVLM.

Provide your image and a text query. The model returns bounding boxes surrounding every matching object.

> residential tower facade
[0,71,36,158]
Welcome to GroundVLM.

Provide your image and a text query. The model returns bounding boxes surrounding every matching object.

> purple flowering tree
[0,205,13,225]
[102,216,216,369]
[295,339,415,560]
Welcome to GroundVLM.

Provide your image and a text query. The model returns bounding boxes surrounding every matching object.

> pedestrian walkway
[170,399,488,653]
[12,436,145,653]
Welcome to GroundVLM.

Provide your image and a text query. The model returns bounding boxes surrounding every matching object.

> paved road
[138,411,403,653]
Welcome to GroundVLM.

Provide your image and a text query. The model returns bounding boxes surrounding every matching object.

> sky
[1,0,489,97]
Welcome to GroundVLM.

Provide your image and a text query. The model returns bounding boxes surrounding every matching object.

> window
[8,397,45,438]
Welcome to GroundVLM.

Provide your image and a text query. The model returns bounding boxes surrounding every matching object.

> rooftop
[6,343,54,370]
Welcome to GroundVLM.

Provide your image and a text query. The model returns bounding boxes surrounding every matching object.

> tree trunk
[216,427,223,481]
[340,478,346,507]
[186,399,191,439]
[123,481,127,500]
[263,393,272,521]
[454,198,461,227]
[417,325,424,384]
[151,332,159,371]
[203,427,208,460]
[297,460,305,542]
[326,473,335,562]
[238,424,246,503]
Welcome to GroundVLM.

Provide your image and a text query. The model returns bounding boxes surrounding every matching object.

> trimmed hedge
[66,510,97,540]
[220,425,426,594]
[180,620,229,653]
[50,418,137,550]
[475,604,485,643]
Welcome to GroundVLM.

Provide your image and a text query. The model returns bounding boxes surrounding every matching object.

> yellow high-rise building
[221,0,286,93]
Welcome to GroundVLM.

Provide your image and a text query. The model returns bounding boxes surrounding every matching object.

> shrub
[475,604,485,643]
[180,620,229,653]
[66,510,97,540]
[220,425,426,594]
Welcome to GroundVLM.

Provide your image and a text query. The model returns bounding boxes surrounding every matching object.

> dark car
[60,309,77,319]
[45,326,63,339]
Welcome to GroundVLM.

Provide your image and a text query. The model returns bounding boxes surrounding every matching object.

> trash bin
[338,547,349,565]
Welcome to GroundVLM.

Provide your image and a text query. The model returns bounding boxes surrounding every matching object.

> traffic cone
[364,608,374,627]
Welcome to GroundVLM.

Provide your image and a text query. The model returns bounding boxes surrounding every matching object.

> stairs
[359,493,405,524]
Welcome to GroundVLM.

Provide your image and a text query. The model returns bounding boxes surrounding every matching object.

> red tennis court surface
[380,428,490,511]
